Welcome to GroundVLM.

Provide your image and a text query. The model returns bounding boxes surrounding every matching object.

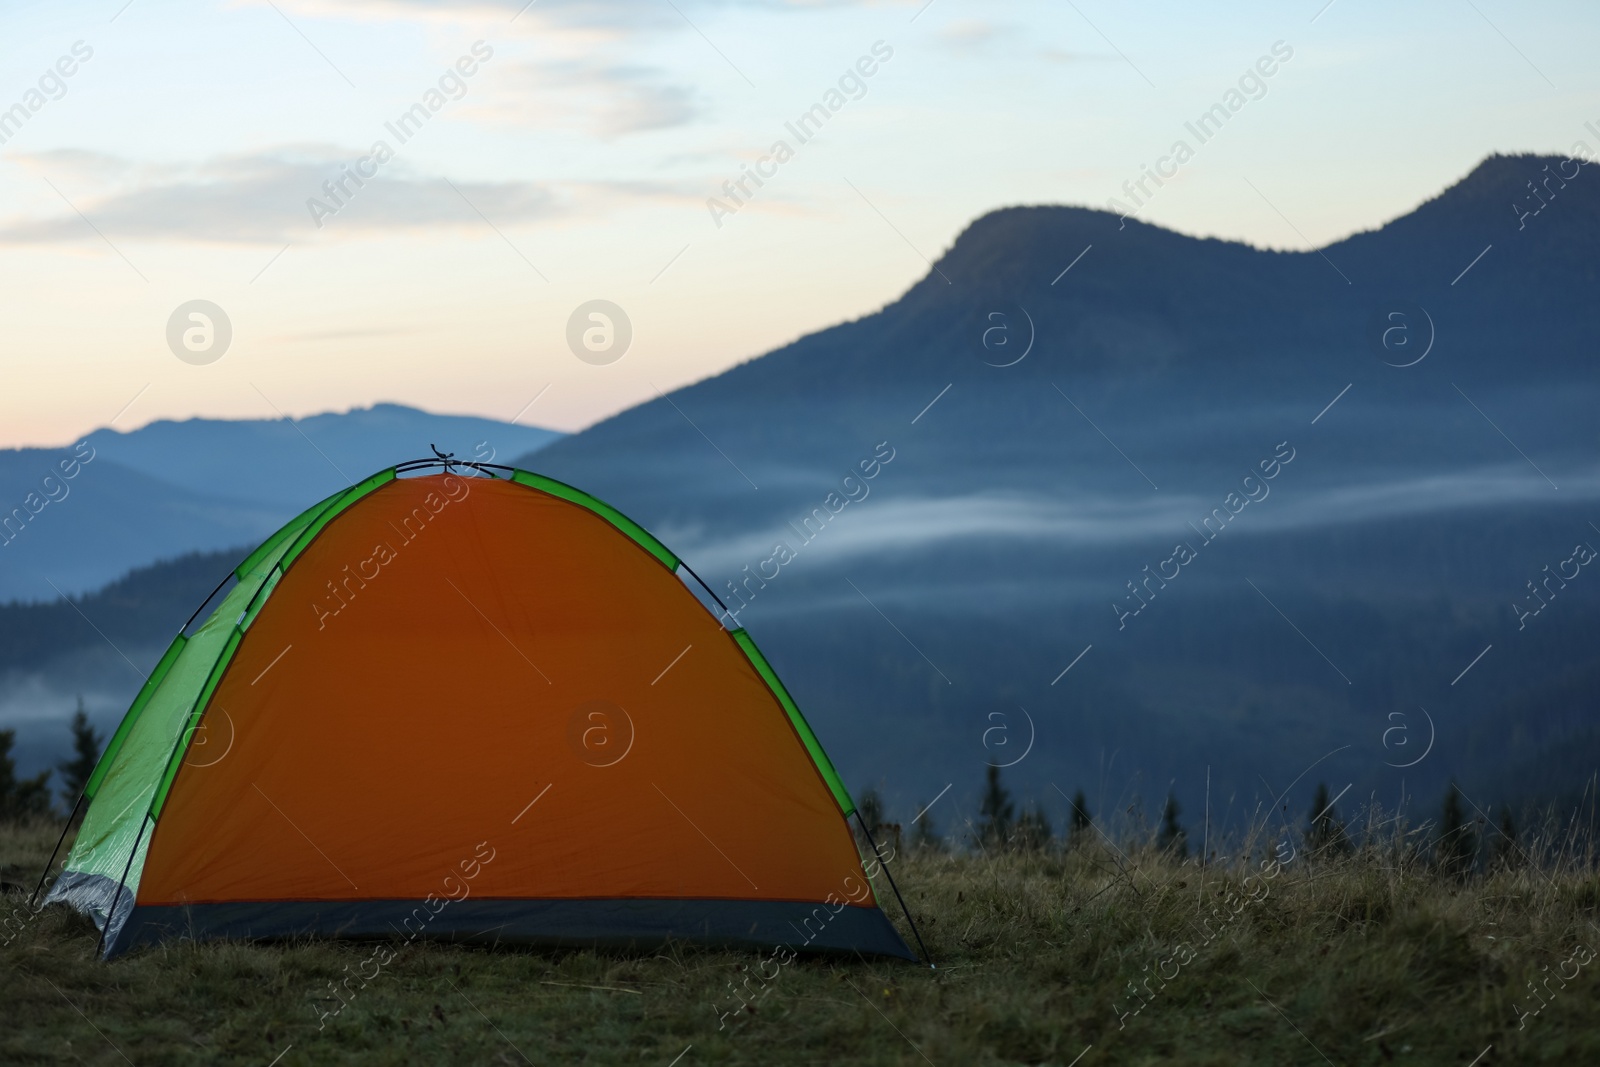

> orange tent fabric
[46,467,914,961]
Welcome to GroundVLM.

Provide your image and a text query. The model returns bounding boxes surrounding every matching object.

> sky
[1,0,1596,449]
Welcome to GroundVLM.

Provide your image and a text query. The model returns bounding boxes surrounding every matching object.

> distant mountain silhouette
[0,547,240,673]
[515,153,1600,821]
[0,403,559,602]
[80,402,561,507]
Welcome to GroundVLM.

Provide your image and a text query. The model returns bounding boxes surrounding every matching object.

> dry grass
[3,815,1599,1065]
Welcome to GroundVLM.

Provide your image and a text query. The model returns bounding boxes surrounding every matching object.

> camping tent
[41,460,917,962]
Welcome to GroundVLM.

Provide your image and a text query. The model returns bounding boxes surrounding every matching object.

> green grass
[4,818,1599,1066]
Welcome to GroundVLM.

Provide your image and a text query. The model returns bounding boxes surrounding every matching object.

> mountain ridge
[520,151,1596,480]
[503,152,1600,819]
[0,402,562,602]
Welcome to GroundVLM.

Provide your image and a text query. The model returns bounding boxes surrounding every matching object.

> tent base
[107,896,918,961]
[42,869,137,951]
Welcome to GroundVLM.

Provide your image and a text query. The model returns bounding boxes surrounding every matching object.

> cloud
[938,20,1000,48]
[244,0,676,35]
[253,0,888,36]
[0,147,691,245]
[1038,49,1115,63]
[933,20,1113,64]
[675,493,1184,576]
[468,61,699,136]
[11,149,132,182]
[671,461,1600,576]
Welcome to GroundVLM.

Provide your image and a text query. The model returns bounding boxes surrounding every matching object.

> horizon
[4,398,566,452]
[3,148,1581,451]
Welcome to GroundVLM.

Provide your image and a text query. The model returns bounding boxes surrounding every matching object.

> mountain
[0,547,242,675]
[513,153,1600,826]
[0,403,560,603]
[80,402,561,508]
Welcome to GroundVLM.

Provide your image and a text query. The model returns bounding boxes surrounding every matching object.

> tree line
[855,765,1544,877]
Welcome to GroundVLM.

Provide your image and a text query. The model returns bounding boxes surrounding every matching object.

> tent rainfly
[39,459,920,963]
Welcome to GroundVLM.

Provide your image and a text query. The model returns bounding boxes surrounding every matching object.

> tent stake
[97,813,150,959]
[30,793,84,908]
[854,810,934,969]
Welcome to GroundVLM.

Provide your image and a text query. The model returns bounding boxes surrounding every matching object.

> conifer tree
[58,697,103,809]
[1015,804,1053,851]
[977,765,1014,849]
[857,786,886,838]
[1068,789,1092,848]
[1307,781,1352,856]
[0,728,53,821]
[1157,792,1187,858]
[1436,782,1476,878]
[1490,807,1521,871]
[911,805,945,852]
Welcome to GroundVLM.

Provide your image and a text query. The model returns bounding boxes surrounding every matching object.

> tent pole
[96,813,150,959]
[180,569,237,634]
[394,458,516,477]
[679,561,736,623]
[854,810,934,969]
[29,793,84,908]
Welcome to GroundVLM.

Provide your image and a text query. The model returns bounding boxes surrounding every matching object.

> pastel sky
[1,0,1595,448]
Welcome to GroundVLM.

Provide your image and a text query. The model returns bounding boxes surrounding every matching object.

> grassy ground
[4,818,1599,1066]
